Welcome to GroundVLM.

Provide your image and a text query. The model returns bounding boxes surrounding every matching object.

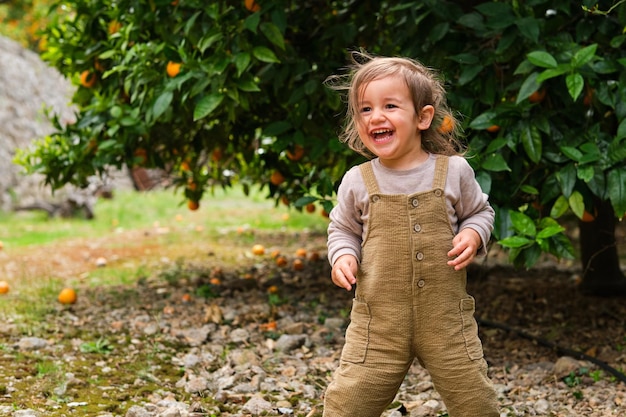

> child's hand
[331,254,358,291]
[447,228,481,271]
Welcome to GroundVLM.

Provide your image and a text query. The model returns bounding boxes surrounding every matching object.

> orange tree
[16,0,626,295]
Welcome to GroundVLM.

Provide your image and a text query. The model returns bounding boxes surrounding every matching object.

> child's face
[356,75,433,170]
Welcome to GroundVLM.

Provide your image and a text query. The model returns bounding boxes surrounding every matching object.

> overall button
[411,198,419,207]
[434,189,443,197]
[413,224,421,233]
[372,195,380,203]
[417,279,425,288]
[416,252,424,261]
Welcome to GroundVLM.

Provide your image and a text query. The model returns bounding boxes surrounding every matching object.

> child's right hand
[331,254,358,291]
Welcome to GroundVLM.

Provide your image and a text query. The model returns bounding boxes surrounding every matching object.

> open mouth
[371,129,394,141]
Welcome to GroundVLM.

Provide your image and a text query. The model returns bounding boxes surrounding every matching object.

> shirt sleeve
[327,167,364,266]
[450,156,495,255]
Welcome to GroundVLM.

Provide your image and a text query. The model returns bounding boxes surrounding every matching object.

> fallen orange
[58,288,77,304]
[252,244,265,256]
[0,281,9,294]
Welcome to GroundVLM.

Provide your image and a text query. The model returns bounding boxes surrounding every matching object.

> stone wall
[0,36,133,215]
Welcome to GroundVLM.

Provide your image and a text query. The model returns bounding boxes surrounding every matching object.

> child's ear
[417,105,435,130]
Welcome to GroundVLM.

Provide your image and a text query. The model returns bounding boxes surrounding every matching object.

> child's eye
[385,104,397,109]
[360,106,371,113]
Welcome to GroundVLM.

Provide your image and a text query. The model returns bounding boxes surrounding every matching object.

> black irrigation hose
[477,318,626,385]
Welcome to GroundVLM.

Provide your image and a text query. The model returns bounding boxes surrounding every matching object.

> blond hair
[326,51,464,159]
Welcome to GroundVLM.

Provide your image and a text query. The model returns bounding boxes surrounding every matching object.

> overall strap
[359,161,381,195]
[432,155,449,190]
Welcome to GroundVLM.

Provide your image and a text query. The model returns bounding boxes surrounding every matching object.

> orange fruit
[252,244,265,256]
[286,145,305,161]
[187,180,197,191]
[528,89,546,103]
[260,321,277,331]
[0,281,9,294]
[321,209,330,218]
[267,285,279,294]
[293,258,305,271]
[437,115,454,134]
[275,256,288,267]
[79,70,97,88]
[270,171,285,186]
[181,293,192,302]
[295,248,307,258]
[281,195,290,206]
[305,203,316,213]
[187,200,200,211]
[244,0,260,12]
[486,124,501,133]
[166,61,181,77]
[180,161,191,172]
[58,288,77,304]
[309,251,321,262]
[209,278,222,286]
[581,210,595,222]
[108,20,121,35]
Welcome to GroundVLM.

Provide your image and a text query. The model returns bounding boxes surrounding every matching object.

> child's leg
[323,299,413,417]
[323,360,411,417]
[419,297,499,417]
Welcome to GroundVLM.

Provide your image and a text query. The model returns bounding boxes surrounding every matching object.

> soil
[0,226,625,416]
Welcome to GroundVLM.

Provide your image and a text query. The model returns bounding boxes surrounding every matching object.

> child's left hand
[447,228,481,271]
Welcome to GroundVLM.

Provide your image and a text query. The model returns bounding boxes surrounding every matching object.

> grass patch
[0,185,329,320]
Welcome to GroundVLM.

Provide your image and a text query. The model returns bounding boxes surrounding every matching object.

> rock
[242,395,273,414]
[554,356,582,379]
[125,405,151,417]
[17,336,48,350]
[274,334,307,352]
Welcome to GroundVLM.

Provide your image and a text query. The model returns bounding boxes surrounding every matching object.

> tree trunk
[578,198,626,296]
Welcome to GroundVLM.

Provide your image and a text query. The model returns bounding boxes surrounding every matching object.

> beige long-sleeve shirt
[327,153,495,266]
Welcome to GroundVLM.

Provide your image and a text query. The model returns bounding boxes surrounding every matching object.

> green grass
[0,185,330,320]
[0,185,329,249]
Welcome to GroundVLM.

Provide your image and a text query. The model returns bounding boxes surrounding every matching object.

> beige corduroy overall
[323,156,499,417]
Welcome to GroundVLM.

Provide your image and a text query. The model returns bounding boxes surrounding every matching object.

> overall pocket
[341,299,371,363]
[459,297,484,361]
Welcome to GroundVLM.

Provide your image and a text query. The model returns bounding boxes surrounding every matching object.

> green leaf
[481,153,511,172]
[520,185,539,195]
[499,235,534,248]
[560,146,582,162]
[458,65,483,85]
[521,124,542,163]
[510,211,536,237]
[253,46,280,63]
[469,111,497,129]
[571,44,597,68]
[568,190,585,219]
[527,51,558,68]
[556,164,577,197]
[566,73,584,100]
[550,195,569,218]
[607,168,626,215]
[152,91,173,121]
[537,65,570,83]
[517,72,540,103]
[577,165,594,182]
[516,17,540,43]
[260,22,285,50]
[536,225,565,239]
[617,119,626,140]
[236,77,261,92]
[244,12,261,33]
[234,52,251,77]
[193,93,224,121]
